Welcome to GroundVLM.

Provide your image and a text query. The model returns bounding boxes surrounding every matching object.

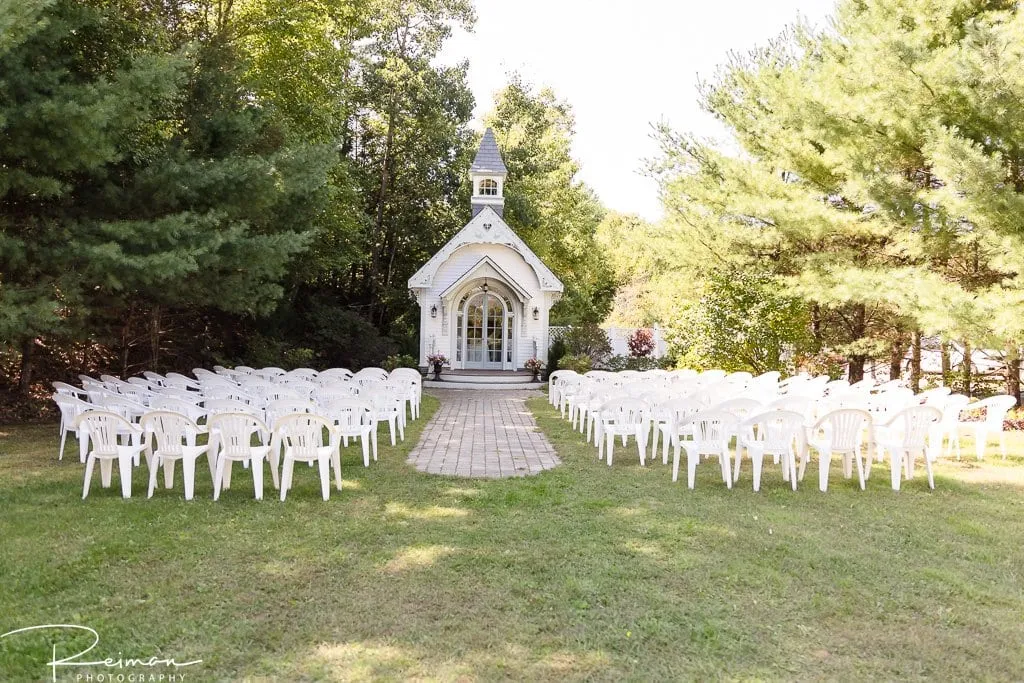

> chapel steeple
[470,128,507,218]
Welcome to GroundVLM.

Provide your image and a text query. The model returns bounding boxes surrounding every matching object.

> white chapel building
[409,129,564,371]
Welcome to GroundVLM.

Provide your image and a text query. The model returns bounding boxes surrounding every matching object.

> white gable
[408,207,563,292]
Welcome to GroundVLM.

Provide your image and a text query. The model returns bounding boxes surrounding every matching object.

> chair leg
[751,450,763,492]
[59,429,67,461]
[252,456,264,501]
[1000,431,1007,459]
[317,455,331,501]
[332,450,343,491]
[118,454,133,499]
[890,448,902,491]
[214,457,227,501]
[80,433,88,463]
[672,445,680,482]
[182,456,196,501]
[389,418,397,446]
[637,429,646,467]
[855,450,866,491]
[732,445,743,484]
[687,449,698,490]
[606,432,615,466]
[280,458,294,501]
[819,449,831,492]
[924,450,935,489]
[222,457,233,489]
[82,455,96,499]
[371,428,378,461]
[148,456,160,498]
[788,451,798,491]
[719,448,732,489]
[842,453,852,479]
[361,435,370,467]
[975,426,987,461]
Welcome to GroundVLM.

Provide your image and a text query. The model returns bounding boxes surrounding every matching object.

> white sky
[438,0,838,220]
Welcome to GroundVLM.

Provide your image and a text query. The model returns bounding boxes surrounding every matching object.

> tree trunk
[888,338,905,380]
[910,331,922,393]
[962,340,973,397]
[19,337,35,395]
[1006,344,1021,407]
[150,305,161,372]
[810,304,822,352]
[940,340,951,387]
[848,355,867,383]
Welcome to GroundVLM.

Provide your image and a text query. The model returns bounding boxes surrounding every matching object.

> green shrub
[560,354,593,374]
[382,354,419,372]
[563,324,612,365]
[547,338,567,377]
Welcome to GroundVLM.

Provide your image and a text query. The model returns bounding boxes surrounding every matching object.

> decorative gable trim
[439,256,532,302]
[407,207,564,292]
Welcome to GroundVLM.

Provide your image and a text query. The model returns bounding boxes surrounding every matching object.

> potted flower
[524,357,544,382]
[427,352,448,380]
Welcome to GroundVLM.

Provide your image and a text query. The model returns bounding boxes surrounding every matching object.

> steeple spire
[470,128,507,218]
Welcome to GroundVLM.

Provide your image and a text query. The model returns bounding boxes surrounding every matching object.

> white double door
[462,292,508,369]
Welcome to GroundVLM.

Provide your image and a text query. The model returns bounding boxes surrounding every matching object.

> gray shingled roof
[470,128,508,175]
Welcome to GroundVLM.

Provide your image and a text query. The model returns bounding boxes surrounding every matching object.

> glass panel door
[462,292,506,369]
[466,298,485,364]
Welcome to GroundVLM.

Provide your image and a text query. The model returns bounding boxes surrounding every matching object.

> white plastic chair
[207,413,273,500]
[597,398,649,466]
[363,384,405,446]
[275,414,341,501]
[932,393,970,458]
[672,410,737,489]
[651,397,704,464]
[75,411,146,499]
[737,410,805,491]
[52,394,92,461]
[140,411,210,500]
[957,395,1015,460]
[804,409,873,492]
[324,399,376,466]
[874,405,941,490]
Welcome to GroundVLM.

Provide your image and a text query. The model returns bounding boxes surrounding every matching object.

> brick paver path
[408,389,561,478]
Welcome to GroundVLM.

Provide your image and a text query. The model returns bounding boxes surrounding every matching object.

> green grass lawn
[2,394,1024,681]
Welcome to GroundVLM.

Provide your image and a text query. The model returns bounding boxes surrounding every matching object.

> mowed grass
[2,393,1024,681]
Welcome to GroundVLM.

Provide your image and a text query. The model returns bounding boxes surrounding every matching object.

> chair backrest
[943,394,971,423]
[318,368,354,383]
[277,380,316,397]
[680,410,738,447]
[919,386,951,405]
[140,411,201,457]
[323,398,374,430]
[154,387,199,402]
[353,368,389,383]
[74,410,134,456]
[274,413,333,458]
[657,398,704,425]
[150,396,207,422]
[741,410,805,452]
[765,395,812,420]
[207,412,269,458]
[192,368,218,379]
[204,398,254,416]
[94,394,146,421]
[142,371,165,385]
[699,369,727,383]
[264,399,315,427]
[973,395,1017,425]
[315,383,361,406]
[711,397,762,419]
[813,409,872,452]
[883,405,941,449]
[257,366,286,377]
[285,368,319,380]
[599,398,647,425]
[53,394,93,424]
[235,365,258,374]
[203,386,250,404]
[848,378,877,393]
[53,381,87,397]
[390,368,422,383]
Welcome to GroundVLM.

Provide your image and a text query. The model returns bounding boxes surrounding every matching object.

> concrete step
[423,380,543,391]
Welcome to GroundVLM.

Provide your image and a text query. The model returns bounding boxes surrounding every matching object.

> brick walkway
[408,389,561,478]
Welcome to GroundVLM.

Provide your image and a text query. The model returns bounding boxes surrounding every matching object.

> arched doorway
[460,291,510,369]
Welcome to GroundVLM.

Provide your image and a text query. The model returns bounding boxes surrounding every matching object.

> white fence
[549,326,667,359]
